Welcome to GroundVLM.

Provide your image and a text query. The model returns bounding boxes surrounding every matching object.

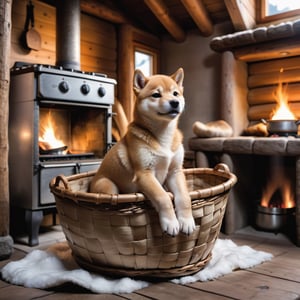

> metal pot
[256,205,295,232]
[261,119,300,135]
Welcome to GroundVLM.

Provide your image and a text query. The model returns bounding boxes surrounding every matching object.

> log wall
[247,56,300,121]
[10,0,117,79]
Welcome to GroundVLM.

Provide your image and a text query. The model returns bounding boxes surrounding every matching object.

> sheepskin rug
[1,239,272,294]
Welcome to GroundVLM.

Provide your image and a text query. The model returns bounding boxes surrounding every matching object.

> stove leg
[25,210,43,246]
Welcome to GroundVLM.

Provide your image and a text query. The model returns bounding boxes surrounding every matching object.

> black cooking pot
[261,119,300,135]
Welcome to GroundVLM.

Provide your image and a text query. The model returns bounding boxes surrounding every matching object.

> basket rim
[50,163,237,205]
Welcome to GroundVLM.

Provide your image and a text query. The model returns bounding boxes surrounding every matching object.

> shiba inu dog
[90,68,195,236]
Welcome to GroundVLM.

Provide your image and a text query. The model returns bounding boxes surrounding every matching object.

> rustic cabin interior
[1,0,300,299]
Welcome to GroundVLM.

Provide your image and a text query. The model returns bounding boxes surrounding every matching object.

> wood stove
[9,63,116,245]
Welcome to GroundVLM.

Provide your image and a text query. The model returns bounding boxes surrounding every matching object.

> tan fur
[244,122,268,136]
[193,120,233,138]
[90,68,195,236]
[112,98,128,140]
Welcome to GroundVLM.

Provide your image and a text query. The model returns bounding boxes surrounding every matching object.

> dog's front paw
[160,215,180,237]
[178,215,196,235]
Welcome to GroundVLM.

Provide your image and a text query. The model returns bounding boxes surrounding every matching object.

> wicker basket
[50,163,237,279]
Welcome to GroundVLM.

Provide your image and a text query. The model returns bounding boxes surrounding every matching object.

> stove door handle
[39,162,77,168]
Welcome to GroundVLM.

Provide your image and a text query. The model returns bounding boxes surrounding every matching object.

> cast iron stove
[9,63,116,245]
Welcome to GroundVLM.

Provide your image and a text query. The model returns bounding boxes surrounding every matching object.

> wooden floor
[1,226,300,300]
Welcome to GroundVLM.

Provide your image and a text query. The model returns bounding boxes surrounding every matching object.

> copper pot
[261,119,300,135]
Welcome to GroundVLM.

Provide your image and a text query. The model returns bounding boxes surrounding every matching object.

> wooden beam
[234,36,300,62]
[248,83,300,105]
[180,0,213,37]
[117,25,135,122]
[248,67,300,88]
[144,0,186,43]
[80,0,132,24]
[224,0,256,30]
[247,103,300,120]
[221,51,249,136]
[0,0,13,258]
[249,57,300,75]
[117,24,160,122]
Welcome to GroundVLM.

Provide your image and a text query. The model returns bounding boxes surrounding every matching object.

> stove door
[39,162,77,205]
[39,161,100,205]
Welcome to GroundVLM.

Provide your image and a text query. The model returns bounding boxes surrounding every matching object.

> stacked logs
[247,56,300,121]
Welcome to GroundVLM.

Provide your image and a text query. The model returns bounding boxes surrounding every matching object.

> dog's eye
[173,91,179,96]
[152,92,161,98]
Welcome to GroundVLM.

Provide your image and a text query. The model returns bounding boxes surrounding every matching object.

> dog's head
[133,68,185,121]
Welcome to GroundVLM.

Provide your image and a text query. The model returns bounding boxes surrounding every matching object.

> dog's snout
[169,100,179,109]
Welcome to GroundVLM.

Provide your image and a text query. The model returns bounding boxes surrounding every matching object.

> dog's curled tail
[112,98,129,141]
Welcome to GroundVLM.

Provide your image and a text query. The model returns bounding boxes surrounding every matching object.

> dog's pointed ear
[171,68,184,88]
[133,69,147,94]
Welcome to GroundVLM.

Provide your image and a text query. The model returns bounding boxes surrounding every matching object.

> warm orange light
[261,176,295,209]
[271,73,296,120]
[39,111,65,150]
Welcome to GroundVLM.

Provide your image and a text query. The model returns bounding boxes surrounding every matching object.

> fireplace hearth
[189,21,300,245]
[255,155,296,232]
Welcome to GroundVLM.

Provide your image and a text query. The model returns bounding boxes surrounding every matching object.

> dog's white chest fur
[145,146,175,183]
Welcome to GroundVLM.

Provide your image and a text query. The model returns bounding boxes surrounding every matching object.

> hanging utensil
[21,1,41,51]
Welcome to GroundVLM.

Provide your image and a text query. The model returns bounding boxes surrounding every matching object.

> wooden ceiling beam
[180,0,213,37]
[144,0,186,43]
[224,0,256,31]
[80,0,132,24]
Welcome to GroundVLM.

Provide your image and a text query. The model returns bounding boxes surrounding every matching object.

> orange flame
[39,111,65,150]
[260,157,296,209]
[260,177,295,209]
[271,70,296,120]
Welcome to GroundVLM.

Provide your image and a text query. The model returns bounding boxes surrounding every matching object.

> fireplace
[255,156,296,232]
[9,64,116,245]
[189,20,300,245]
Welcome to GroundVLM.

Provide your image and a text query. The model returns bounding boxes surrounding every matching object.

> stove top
[10,62,116,105]
[11,62,107,78]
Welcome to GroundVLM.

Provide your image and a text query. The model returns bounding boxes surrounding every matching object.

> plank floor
[1,226,300,300]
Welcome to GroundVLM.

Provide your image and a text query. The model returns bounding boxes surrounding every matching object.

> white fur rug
[1,239,272,294]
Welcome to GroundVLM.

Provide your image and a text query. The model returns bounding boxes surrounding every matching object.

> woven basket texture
[50,164,237,278]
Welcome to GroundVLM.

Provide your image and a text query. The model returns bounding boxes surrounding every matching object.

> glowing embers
[260,174,295,210]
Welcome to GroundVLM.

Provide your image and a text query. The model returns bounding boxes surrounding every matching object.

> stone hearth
[189,136,300,246]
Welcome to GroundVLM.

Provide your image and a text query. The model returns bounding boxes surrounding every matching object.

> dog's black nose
[169,100,179,108]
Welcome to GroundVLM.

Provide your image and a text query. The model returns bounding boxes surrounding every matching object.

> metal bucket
[256,205,295,232]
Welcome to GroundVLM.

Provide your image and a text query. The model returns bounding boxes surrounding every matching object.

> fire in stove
[256,157,296,232]
[39,110,67,155]
[260,175,295,209]
[38,106,107,159]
